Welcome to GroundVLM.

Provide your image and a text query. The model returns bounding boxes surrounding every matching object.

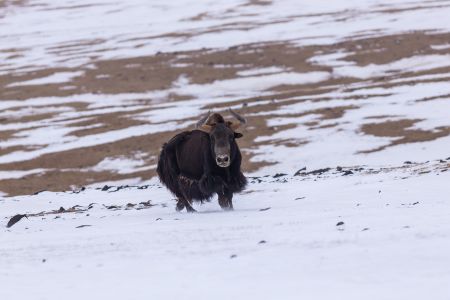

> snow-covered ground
[2,161,450,299]
[2,0,450,299]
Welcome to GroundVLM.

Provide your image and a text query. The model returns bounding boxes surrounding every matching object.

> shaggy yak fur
[157,110,247,212]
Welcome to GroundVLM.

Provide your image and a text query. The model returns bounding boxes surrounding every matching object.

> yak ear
[234,132,243,139]
[228,122,241,131]
[199,124,213,133]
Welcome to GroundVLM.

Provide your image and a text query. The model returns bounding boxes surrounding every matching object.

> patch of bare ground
[2,31,450,195]
[360,119,450,153]
[0,0,26,10]
[338,31,450,66]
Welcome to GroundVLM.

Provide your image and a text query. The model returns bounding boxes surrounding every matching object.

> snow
[7,71,84,87]
[92,155,154,174]
[327,54,450,79]
[2,163,450,299]
[2,0,450,299]
[4,0,450,74]
[0,169,46,180]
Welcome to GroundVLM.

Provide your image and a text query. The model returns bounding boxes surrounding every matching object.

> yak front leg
[176,199,185,212]
[218,189,233,211]
[176,197,196,212]
[184,198,196,213]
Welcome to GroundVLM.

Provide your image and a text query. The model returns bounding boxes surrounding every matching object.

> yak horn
[196,111,213,132]
[228,108,246,130]
[196,111,211,128]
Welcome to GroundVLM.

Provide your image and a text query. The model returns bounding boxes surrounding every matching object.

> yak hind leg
[218,190,233,211]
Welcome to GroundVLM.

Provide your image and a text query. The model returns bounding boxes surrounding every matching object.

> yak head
[196,109,246,168]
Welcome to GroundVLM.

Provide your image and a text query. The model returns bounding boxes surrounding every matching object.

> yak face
[209,123,243,168]
[196,109,246,168]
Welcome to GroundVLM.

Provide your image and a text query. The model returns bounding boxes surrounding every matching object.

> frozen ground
[1,0,450,299]
[2,160,450,299]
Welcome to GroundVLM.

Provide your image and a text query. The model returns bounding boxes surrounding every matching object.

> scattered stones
[342,170,353,176]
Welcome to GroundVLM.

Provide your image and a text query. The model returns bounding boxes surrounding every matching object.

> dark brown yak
[157,109,247,212]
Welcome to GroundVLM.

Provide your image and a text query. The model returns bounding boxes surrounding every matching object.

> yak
[157,109,247,212]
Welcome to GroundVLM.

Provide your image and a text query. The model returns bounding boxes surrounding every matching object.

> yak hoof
[186,206,197,213]
[176,201,185,212]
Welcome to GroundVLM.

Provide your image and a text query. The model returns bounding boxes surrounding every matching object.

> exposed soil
[360,119,450,153]
[1,30,450,196]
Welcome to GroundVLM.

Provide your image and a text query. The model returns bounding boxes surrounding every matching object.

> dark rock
[293,167,306,176]
[273,173,287,178]
[259,207,271,211]
[307,168,331,176]
[76,225,92,228]
[7,214,28,228]
[342,170,353,176]
[139,200,154,207]
[104,205,119,210]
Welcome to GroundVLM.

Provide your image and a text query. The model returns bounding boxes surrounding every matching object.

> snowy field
[1,0,450,299]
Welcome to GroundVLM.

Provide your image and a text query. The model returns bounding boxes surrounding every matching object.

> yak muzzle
[216,155,230,168]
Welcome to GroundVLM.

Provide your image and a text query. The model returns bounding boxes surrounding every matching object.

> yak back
[175,130,211,180]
